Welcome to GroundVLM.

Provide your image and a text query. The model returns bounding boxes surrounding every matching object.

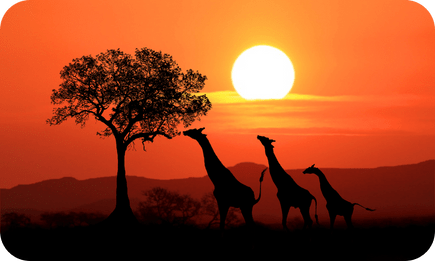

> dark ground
[1,220,434,261]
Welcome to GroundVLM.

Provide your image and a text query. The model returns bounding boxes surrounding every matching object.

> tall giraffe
[184,128,266,233]
[257,135,318,231]
[303,164,375,229]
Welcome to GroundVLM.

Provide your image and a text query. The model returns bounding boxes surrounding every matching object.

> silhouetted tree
[175,194,202,225]
[200,192,242,229]
[138,187,201,226]
[47,48,211,226]
[40,211,106,228]
[78,212,106,226]
[40,212,72,228]
[1,212,31,230]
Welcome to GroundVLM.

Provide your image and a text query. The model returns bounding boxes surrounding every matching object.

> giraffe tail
[353,203,376,211]
[312,195,319,225]
[253,168,267,205]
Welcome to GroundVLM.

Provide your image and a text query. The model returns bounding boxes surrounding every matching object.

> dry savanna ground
[1,216,434,261]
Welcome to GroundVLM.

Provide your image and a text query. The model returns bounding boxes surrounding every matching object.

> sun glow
[231,45,295,100]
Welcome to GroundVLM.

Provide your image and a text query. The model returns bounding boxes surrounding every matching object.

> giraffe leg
[342,203,355,230]
[240,205,255,226]
[300,206,313,230]
[241,204,258,250]
[279,201,291,231]
[217,202,229,234]
[328,211,337,230]
[344,214,354,229]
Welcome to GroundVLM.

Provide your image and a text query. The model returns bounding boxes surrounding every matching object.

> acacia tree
[47,48,211,226]
[138,187,201,226]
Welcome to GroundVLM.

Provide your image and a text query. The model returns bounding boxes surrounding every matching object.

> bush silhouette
[138,187,201,226]
[40,211,106,228]
[1,212,31,230]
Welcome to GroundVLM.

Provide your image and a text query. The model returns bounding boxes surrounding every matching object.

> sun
[231,45,295,100]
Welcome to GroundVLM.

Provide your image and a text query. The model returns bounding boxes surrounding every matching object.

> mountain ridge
[1,160,434,225]
[4,160,434,189]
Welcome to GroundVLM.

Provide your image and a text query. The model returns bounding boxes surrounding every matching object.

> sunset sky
[0,0,434,189]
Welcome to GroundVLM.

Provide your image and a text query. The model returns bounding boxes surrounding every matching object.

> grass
[1,220,434,260]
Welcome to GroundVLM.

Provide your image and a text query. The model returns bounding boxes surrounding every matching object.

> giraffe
[303,164,375,229]
[184,128,266,233]
[257,135,318,231]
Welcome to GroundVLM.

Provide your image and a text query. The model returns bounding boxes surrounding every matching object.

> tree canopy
[47,47,211,150]
[47,47,212,225]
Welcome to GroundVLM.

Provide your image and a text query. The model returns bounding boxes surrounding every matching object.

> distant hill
[1,160,434,226]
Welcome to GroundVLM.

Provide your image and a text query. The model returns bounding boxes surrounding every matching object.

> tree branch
[124,131,172,147]
[96,113,119,137]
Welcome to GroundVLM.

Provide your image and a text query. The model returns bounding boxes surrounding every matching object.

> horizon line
[2,159,433,190]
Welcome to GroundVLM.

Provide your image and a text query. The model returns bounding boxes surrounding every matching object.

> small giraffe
[303,164,375,229]
[184,128,266,233]
[257,135,318,231]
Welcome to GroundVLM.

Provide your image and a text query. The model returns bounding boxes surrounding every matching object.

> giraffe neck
[314,170,341,201]
[195,136,233,187]
[264,146,297,187]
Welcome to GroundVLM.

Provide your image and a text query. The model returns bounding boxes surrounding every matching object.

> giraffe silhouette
[184,128,266,233]
[303,164,375,229]
[257,135,318,231]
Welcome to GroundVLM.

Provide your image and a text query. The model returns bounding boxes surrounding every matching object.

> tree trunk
[101,141,138,228]
[115,147,130,209]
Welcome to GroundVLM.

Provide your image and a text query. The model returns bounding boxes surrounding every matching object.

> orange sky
[0,0,434,188]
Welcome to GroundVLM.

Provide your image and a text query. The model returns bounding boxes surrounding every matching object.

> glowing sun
[231,45,295,100]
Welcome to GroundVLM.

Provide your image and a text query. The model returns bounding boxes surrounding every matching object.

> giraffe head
[303,164,318,174]
[183,127,207,140]
[257,135,275,148]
